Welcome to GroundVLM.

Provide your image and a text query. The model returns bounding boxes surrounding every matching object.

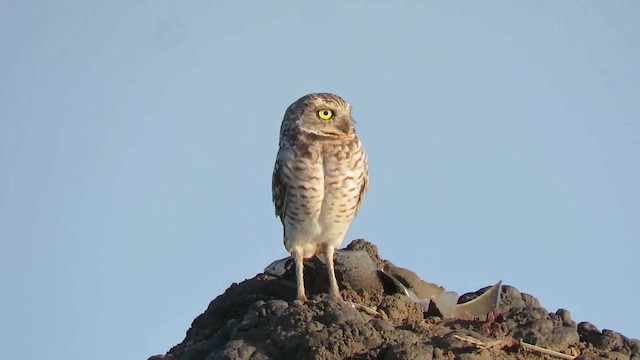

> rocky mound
[153,240,639,360]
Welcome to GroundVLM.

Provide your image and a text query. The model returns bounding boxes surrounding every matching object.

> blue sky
[1,2,638,359]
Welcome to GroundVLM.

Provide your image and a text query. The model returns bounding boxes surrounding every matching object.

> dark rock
[556,308,576,327]
[384,343,434,360]
[503,306,579,347]
[345,239,385,269]
[496,286,541,313]
[579,321,599,332]
[578,322,637,355]
[456,350,493,360]
[606,351,631,360]
[432,348,446,360]
[576,355,610,360]
[371,318,395,332]
[156,240,638,360]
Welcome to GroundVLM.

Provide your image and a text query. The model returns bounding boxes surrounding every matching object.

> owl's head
[284,93,355,138]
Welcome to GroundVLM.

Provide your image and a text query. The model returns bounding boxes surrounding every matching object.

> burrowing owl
[272,93,368,302]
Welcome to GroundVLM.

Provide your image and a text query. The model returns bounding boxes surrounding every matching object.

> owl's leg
[325,245,343,300]
[291,247,308,302]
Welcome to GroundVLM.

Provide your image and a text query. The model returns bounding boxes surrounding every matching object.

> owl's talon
[293,297,309,305]
[330,290,343,301]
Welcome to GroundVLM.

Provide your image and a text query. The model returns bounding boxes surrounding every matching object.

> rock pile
[152,240,639,360]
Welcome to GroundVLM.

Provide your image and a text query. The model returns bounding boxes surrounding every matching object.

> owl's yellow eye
[317,109,333,120]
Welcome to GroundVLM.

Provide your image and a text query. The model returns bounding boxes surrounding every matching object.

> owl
[272,93,368,302]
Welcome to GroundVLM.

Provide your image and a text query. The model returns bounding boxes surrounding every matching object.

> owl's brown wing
[271,149,288,224]
[355,164,368,215]
[354,148,369,215]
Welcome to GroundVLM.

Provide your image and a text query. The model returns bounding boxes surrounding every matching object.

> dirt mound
[154,240,639,360]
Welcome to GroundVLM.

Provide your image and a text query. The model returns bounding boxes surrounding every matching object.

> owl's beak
[335,119,354,136]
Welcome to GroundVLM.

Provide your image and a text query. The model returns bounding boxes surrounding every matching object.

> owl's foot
[325,245,345,302]
[297,293,309,303]
[291,247,309,304]
[330,289,343,301]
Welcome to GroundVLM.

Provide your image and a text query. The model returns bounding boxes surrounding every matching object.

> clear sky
[1,2,638,359]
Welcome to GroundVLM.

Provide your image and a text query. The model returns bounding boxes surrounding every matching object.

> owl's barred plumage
[272,93,368,302]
